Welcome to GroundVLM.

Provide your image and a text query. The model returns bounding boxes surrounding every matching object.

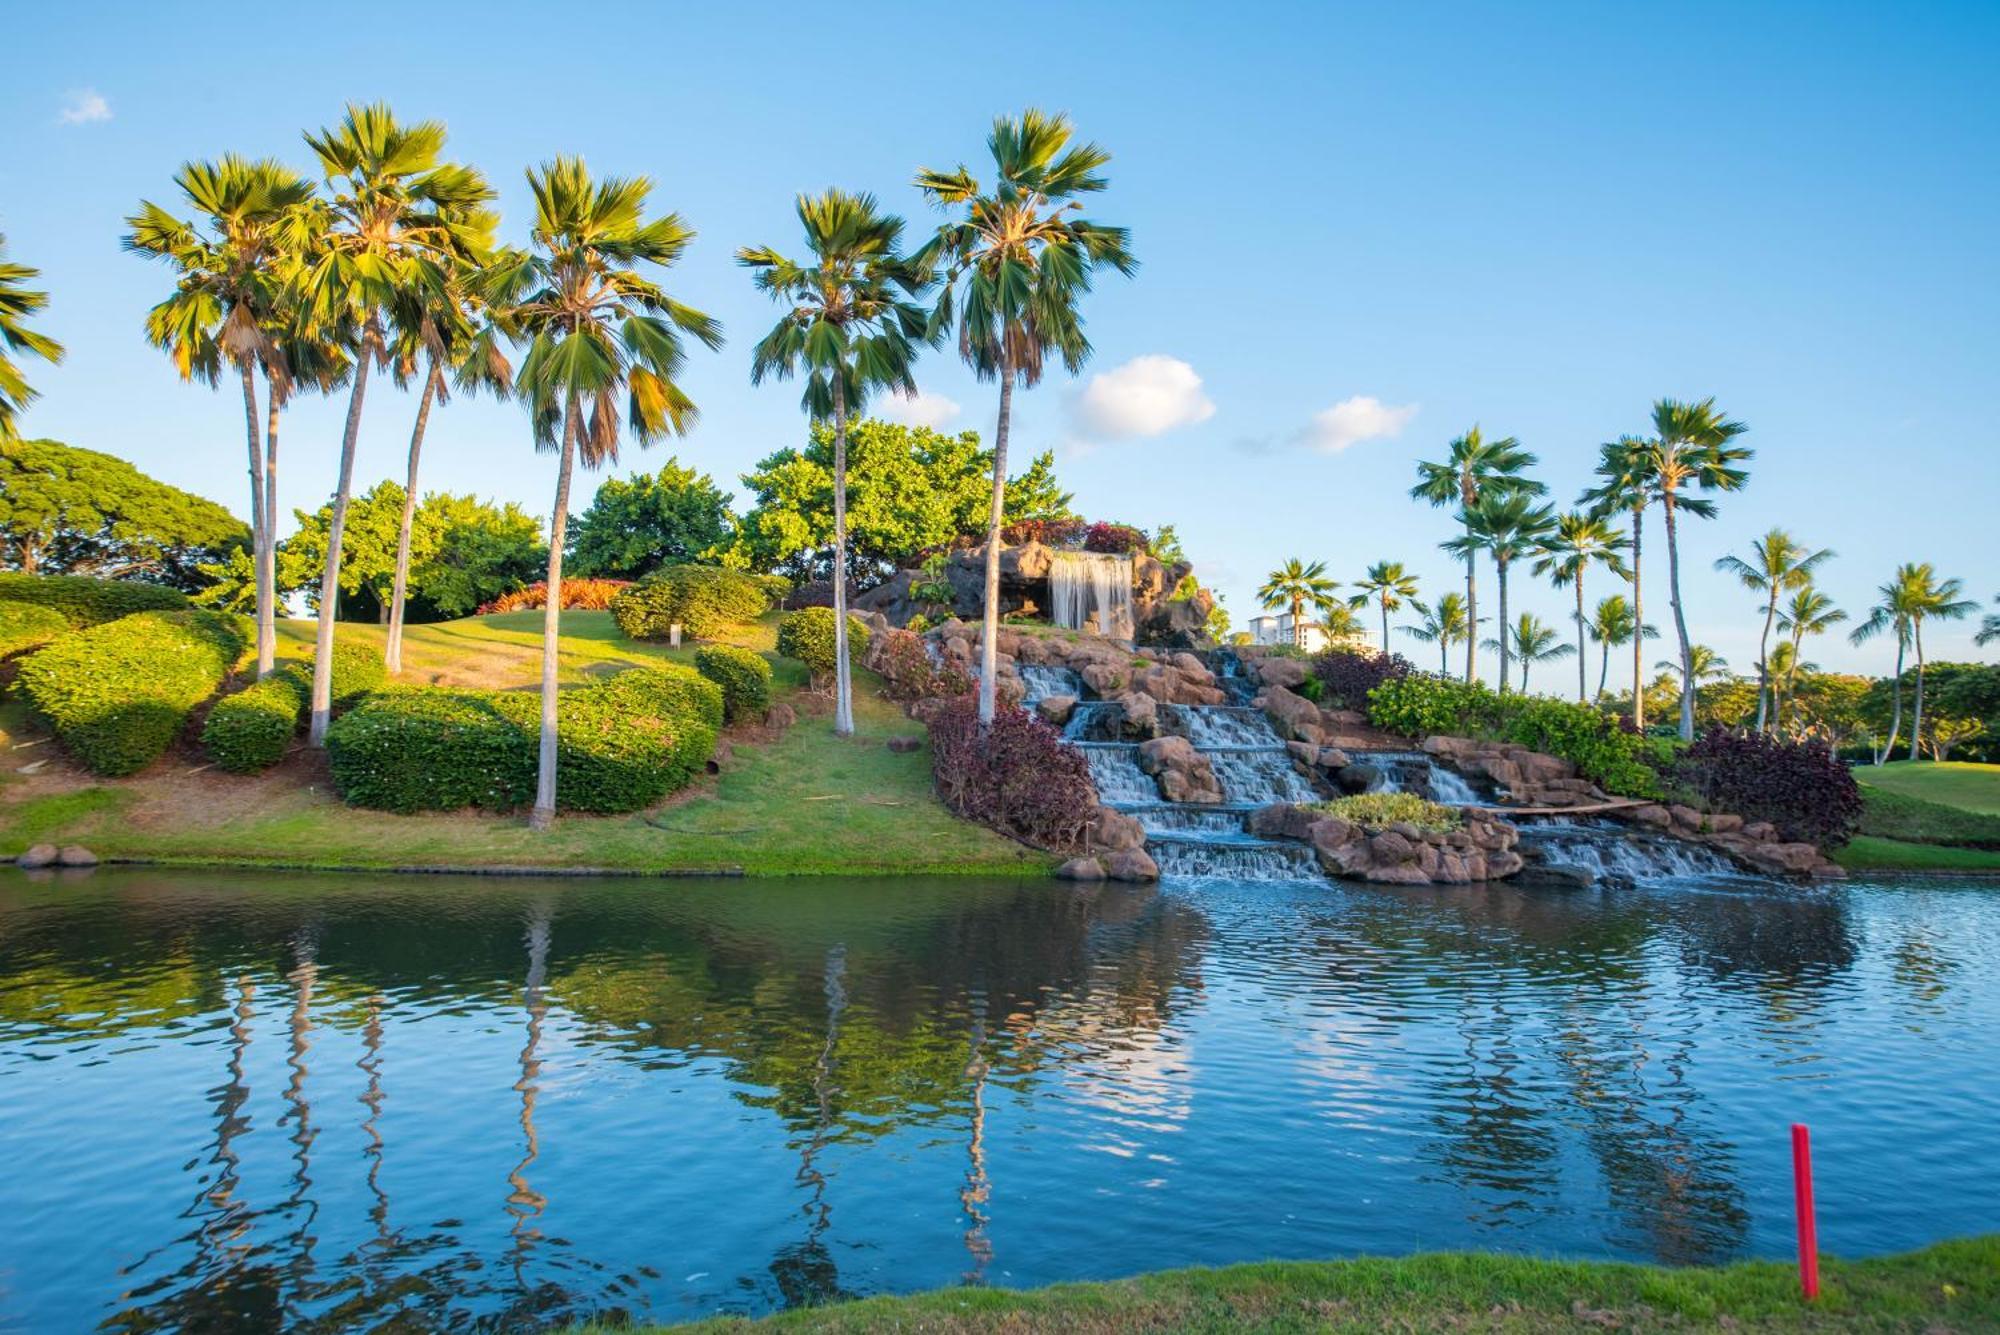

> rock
[1171,652,1212,680]
[1136,588,1214,648]
[1307,816,1357,853]
[1317,747,1352,770]
[1091,807,1148,852]
[1669,804,1705,832]
[886,736,922,754]
[1631,804,1672,828]
[1521,863,1597,889]
[1485,850,1525,879]
[1261,685,1323,740]
[1081,663,1125,695]
[1113,690,1159,737]
[1365,862,1432,885]
[1055,856,1107,881]
[1706,812,1743,834]
[1286,740,1319,766]
[1369,830,1415,864]
[764,702,799,730]
[1257,657,1309,689]
[1036,695,1077,727]
[1742,821,1778,842]
[17,844,59,869]
[1420,734,1480,759]
[1513,751,1577,785]
[1318,840,1375,876]
[56,845,99,868]
[1334,762,1380,794]
[1137,735,1200,775]
[1104,848,1161,883]
[1386,820,1424,841]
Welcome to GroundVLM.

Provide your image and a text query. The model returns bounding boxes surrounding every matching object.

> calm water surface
[0,867,1995,1331]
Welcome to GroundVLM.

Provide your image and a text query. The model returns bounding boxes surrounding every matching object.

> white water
[1048,551,1135,640]
[1517,820,1745,883]
[1356,751,1490,806]
[1018,665,1083,706]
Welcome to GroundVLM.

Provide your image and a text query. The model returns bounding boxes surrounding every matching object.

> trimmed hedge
[282,640,388,713]
[610,564,779,641]
[0,601,70,658]
[202,673,306,772]
[0,572,189,627]
[325,664,721,814]
[693,644,772,724]
[777,607,871,684]
[14,610,247,775]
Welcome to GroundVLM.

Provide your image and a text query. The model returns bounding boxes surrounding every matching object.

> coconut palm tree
[1533,511,1630,702]
[1764,640,1818,732]
[125,156,315,677]
[0,233,63,443]
[1347,560,1422,652]
[1318,602,1369,647]
[294,102,496,744]
[1482,613,1573,695]
[1775,586,1845,728]
[1714,528,1834,732]
[1411,427,1543,684]
[1578,436,1657,728]
[487,157,722,829]
[1402,591,1472,674]
[1257,559,1339,646]
[1444,493,1556,693]
[1976,596,1999,647]
[1657,643,1730,684]
[741,189,933,737]
[1639,398,1753,740]
[915,109,1136,725]
[1851,563,1977,764]
[1586,594,1657,700]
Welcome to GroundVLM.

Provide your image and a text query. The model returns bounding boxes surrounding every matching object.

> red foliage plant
[1001,517,1088,548]
[1676,728,1864,847]
[1312,649,1413,710]
[877,629,971,703]
[478,579,632,615]
[927,695,1097,852]
[1081,522,1147,555]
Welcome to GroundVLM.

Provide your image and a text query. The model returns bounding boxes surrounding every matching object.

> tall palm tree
[1586,594,1656,700]
[1851,563,1976,764]
[1579,436,1656,728]
[1976,595,1999,648]
[916,109,1136,724]
[1444,493,1555,693]
[1347,560,1422,653]
[1257,559,1339,646]
[0,233,64,443]
[1775,586,1846,729]
[741,189,932,737]
[1714,528,1833,732]
[125,156,314,677]
[294,103,496,744]
[1657,643,1730,683]
[1640,397,1753,740]
[1764,640,1818,731]
[1533,511,1630,702]
[1411,427,1543,684]
[1402,591,1472,674]
[1482,613,1573,695]
[490,157,722,829]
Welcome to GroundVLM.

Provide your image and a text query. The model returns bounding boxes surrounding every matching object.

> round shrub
[0,601,69,658]
[610,564,776,641]
[1676,728,1863,847]
[202,672,306,773]
[1081,522,1147,555]
[0,572,190,627]
[15,610,247,775]
[1312,648,1413,710]
[693,644,772,724]
[927,695,1096,852]
[776,607,871,685]
[564,665,722,809]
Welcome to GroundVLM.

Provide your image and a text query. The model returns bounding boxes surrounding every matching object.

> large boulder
[1260,685,1323,741]
[1257,657,1309,689]
[1091,806,1148,852]
[1104,847,1161,883]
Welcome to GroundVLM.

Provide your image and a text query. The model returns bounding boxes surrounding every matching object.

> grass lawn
[1835,836,2000,874]
[0,611,1049,878]
[1842,761,2000,872]
[1854,760,2000,815]
[590,1236,2000,1333]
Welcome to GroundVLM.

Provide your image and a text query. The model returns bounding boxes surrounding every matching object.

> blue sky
[7,1,1996,678]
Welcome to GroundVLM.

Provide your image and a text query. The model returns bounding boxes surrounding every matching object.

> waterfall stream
[1048,552,1135,640]
[1515,818,1747,883]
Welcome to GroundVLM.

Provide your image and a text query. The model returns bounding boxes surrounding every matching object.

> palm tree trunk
[263,386,283,675]
[239,362,273,679]
[1879,633,1906,765]
[1629,506,1645,730]
[1754,587,1779,733]
[1462,547,1477,684]
[976,361,1013,727]
[1574,580,1588,702]
[530,398,582,830]
[1440,638,1449,675]
[385,360,442,676]
[308,316,380,746]
[1495,558,1511,693]
[831,377,854,737]
[1909,620,1926,763]
[1662,490,1695,742]
[1598,639,1611,699]
[1379,600,1389,655]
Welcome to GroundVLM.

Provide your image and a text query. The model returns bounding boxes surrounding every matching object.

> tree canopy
[566,457,735,579]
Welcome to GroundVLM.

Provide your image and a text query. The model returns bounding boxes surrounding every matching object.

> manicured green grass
[1842,761,2000,871]
[1835,836,2000,874]
[588,1236,1999,1333]
[1854,761,2000,816]
[1854,787,2000,849]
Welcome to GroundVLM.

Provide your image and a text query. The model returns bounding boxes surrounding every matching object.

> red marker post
[1791,1123,1820,1300]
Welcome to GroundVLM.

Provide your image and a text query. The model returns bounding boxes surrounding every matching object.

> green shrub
[0,572,189,627]
[276,640,387,712]
[777,607,871,684]
[693,644,772,723]
[202,673,306,773]
[0,601,69,658]
[14,610,247,775]
[1314,791,1462,833]
[610,564,776,641]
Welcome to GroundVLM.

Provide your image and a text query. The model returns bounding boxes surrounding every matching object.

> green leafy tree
[1412,427,1544,684]
[1257,559,1338,645]
[0,438,246,586]
[1775,586,1846,729]
[0,233,64,442]
[741,189,931,737]
[490,156,723,829]
[1533,511,1631,702]
[1714,528,1834,732]
[1444,493,1556,693]
[1347,560,1421,653]
[916,108,1136,724]
[1579,435,1657,728]
[1402,590,1472,674]
[1482,612,1573,694]
[1850,563,1977,764]
[1585,594,1657,700]
[567,457,735,578]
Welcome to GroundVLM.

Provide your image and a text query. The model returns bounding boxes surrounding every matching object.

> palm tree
[125,156,314,677]
[0,234,65,443]
[1444,493,1555,693]
[1257,559,1339,646]
[1579,436,1657,729]
[1586,594,1656,700]
[1657,643,1730,683]
[294,103,496,744]
[1714,528,1833,732]
[741,189,932,737]
[1482,613,1573,695]
[1347,560,1422,652]
[489,157,722,829]
[1851,564,1976,764]
[1764,640,1818,731]
[1402,591,1472,674]
[1976,596,1999,647]
[1411,427,1543,684]
[1775,586,1846,729]
[1317,602,1369,647]
[1533,511,1630,702]
[916,109,1136,724]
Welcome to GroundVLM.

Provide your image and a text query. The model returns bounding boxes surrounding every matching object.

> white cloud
[1072,354,1216,440]
[877,388,960,429]
[1295,395,1418,453]
[57,89,112,126]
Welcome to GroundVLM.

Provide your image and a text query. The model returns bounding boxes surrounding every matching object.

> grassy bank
[597,1237,1999,1332]
[0,611,1048,877]
[1841,761,2000,873]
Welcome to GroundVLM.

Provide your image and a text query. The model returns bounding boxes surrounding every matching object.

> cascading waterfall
[1048,552,1135,640]
[1515,818,1746,883]
[1018,665,1083,706]
[1351,751,1491,806]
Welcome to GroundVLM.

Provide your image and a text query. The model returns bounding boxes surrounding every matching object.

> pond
[1,866,1995,1331]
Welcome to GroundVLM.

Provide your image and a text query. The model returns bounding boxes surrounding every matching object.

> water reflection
[0,869,1995,1332]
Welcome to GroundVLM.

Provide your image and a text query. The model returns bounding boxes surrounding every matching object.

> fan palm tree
[125,156,315,677]
[1851,563,1977,764]
[1976,595,1999,647]
[1318,602,1369,647]
[915,109,1136,724]
[1411,427,1543,684]
[1258,559,1339,646]
[1640,398,1752,740]
[1347,560,1421,652]
[294,102,496,744]
[0,234,64,444]
[741,189,932,737]
[1586,594,1657,699]
[1482,613,1573,695]
[1578,436,1657,728]
[487,157,722,828]
[1775,586,1846,729]
[1714,528,1833,732]
[1402,591,1472,674]
[1533,511,1630,702]
[1764,640,1818,731]
[1443,493,1556,693]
